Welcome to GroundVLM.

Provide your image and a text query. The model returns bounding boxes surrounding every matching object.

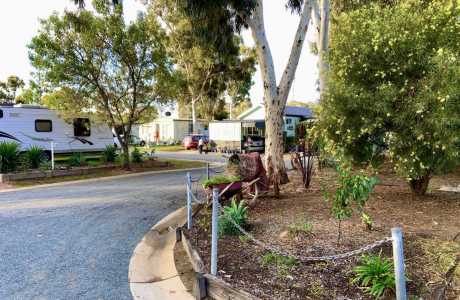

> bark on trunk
[409,173,431,196]
[312,0,330,101]
[247,0,313,197]
[318,0,330,98]
[121,141,130,170]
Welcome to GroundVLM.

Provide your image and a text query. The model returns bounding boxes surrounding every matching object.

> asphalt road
[0,168,207,300]
[155,151,227,164]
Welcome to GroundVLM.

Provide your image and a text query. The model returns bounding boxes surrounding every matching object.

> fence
[185,170,407,300]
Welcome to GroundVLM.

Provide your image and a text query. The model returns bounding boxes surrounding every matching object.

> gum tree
[319,0,460,195]
[29,0,174,168]
[178,0,318,196]
[150,0,256,131]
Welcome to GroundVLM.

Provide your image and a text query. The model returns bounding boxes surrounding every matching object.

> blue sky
[0,0,319,104]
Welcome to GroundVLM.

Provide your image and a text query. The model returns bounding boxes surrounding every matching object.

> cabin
[0,104,115,154]
[237,104,314,137]
[139,117,208,145]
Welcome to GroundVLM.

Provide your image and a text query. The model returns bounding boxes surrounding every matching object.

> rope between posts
[218,203,392,262]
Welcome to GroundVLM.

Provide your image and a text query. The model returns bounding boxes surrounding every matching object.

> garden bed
[186,166,460,299]
[1,159,205,187]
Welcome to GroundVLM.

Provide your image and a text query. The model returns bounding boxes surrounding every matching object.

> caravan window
[73,118,91,136]
[0,109,3,118]
[35,120,52,132]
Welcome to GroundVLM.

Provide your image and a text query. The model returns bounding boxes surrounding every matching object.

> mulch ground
[186,165,460,299]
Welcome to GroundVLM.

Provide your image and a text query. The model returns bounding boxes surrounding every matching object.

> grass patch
[202,175,241,189]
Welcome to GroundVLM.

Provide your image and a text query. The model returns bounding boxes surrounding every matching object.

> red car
[182,135,208,150]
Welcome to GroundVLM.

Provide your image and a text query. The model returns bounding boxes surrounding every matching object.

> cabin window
[35,120,52,132]
[73,118,91,137]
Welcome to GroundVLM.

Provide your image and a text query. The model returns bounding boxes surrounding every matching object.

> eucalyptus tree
[150,0,256,132]
[29,0,174,168]
[177,0,317,195]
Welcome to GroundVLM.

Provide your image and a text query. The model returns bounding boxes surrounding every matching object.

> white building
[237,104,313,137]
[139,118,208,145]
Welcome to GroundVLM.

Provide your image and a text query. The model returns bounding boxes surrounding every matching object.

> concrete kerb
[129,205,200,300]
[0,166,207,194]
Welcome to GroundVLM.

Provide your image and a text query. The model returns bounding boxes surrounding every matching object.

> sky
[0,0,319,105]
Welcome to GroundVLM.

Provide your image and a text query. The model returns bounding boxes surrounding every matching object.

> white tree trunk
[313,0,330,100]
[247,0,313,196]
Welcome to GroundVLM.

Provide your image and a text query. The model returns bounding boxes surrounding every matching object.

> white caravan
[0,104,115,154]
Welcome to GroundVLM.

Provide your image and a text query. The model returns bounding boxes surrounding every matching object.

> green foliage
[0,142,21,173]
[324,166,378,240]
[67,152,86,167]
[353,253,395,299]
[320,0,460,195]
[29,2,175,167]
[218,198,247,236]
[23,146,46,169]
[261,251,299,277]
[0,75,25,103]
[102,145,118,163]
[325,166,378,220]
[149,0,256,122]
[202,175,241,189]
[131,148,143,163]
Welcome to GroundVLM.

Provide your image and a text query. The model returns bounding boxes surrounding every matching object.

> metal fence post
[392,227,407,300]
[210,187,219,276]
[206,162,210,180]
[187,172,192,230]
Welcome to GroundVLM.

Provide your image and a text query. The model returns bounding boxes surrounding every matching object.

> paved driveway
[0,168,206,300]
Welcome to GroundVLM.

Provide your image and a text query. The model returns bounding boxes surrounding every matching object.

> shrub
[320,0,460,195]
[203,175,241,189]
[67,152,86,167]
[353,253,395,299]
[102,145,117,163]
[131,147,142,163]
[24,146,46,169]
[323,166,378,242]
[218,198,248,236]
[0,141,21,173]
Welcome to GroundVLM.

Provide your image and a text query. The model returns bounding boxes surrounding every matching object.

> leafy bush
[23,146,46,169]
[323,166,378,242]
[67,152,86,167]
[353,253,395,299]
[203,175,241,189]
[131,147,142,163]
[0,141,21,173]
[320,0,460,195]
[218,198,248,236]
[102,145,117,163]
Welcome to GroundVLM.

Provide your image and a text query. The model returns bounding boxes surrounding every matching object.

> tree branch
[278,0,313,102]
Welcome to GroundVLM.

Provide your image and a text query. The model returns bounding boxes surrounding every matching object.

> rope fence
[184,172,407,300]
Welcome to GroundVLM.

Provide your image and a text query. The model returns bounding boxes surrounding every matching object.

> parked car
[242,135,265,153]
[182,134,208,150]
[113,134,146,147]
[128,135,146,147]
